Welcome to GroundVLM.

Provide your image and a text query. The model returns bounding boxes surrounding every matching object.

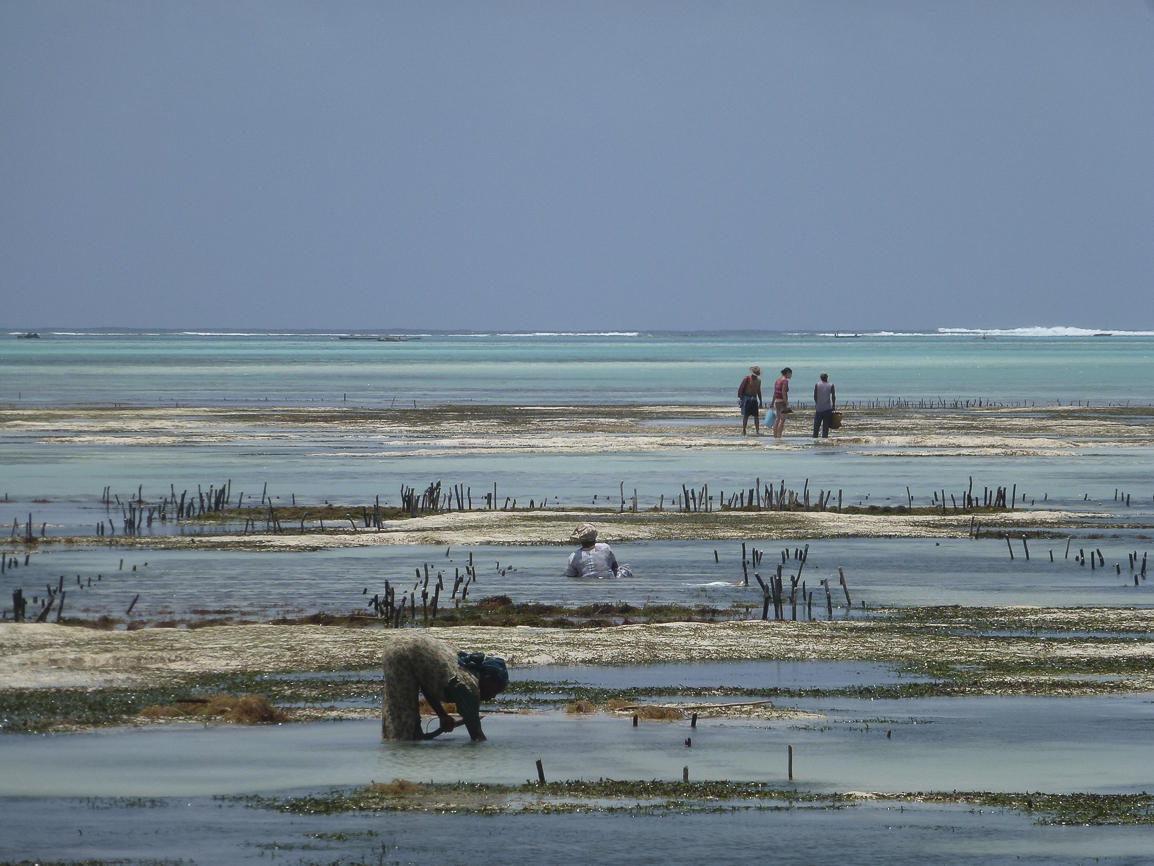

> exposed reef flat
[4,403,1153,458]
[5,607,1154,692]
[15,507,1147,552]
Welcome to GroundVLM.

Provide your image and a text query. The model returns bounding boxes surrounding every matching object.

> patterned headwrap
[457,651,509,689]
[570,522,598,544]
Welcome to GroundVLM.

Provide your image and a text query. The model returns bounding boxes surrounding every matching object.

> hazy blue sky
[2,1,1152,331]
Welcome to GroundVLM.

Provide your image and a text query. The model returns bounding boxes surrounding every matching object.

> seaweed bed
[241,780,1154,825]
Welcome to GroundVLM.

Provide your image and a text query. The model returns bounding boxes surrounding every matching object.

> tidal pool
[3,694,1154,797]
[4,536,1150,622]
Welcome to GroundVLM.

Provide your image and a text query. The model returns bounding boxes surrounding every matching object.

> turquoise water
[3,330,1154,406]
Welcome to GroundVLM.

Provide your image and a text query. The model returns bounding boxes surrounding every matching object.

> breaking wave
[937,327,1154,337]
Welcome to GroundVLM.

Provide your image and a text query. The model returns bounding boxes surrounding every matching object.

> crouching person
[381,632,508,742]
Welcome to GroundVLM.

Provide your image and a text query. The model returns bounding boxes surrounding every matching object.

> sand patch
[5,613,1154,690]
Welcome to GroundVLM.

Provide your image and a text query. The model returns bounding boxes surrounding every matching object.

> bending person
[382,632,508,741]
[565,523,633,578]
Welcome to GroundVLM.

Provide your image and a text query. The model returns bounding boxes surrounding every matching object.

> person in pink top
[771,367,792,438]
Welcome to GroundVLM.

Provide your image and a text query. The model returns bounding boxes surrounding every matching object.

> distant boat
[1093,332,1113,337]
[833,332,860,338]
[16,332,40,339]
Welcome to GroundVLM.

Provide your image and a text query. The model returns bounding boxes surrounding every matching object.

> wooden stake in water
[536,759,546,785]
[788,744,794,781]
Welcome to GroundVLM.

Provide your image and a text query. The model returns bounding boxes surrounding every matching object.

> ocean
[4,328,1154,406]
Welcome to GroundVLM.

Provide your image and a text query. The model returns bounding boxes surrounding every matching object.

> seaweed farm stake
[1021,536,1030,560]
[753,573,771,620]
[839,567,851,606]
[536,759,546,785]
[1005,536,1014,560]
[788,744,794,781]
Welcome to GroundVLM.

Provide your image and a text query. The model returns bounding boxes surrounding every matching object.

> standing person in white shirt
[813,372,836,438]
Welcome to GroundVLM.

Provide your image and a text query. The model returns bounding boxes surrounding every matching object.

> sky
[1,1,1153,332]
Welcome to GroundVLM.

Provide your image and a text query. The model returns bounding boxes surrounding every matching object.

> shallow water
[517,660,931,690]
[3,537,1150,622]
[3,796,1152,866]
[5,434,1154,538]
[3,693,1154,797]
[5,331,1154,406]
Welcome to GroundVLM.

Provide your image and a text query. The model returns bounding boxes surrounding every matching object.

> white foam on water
[937,326,1154,337]
[813,327,1154,337]
[495,331,641,337]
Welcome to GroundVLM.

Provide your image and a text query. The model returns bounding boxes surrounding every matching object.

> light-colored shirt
[814,381,835,412]
[565,543,619,579]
